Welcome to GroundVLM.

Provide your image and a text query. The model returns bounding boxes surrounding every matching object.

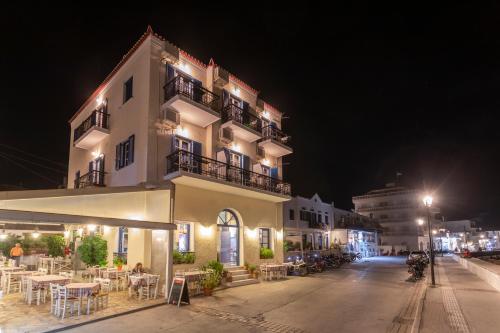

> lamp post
[417,218,424,250]
[423,195,435,286]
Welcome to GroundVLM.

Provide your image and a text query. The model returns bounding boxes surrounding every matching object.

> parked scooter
[406,256,427,281]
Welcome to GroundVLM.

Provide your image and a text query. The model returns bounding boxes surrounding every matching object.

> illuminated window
[176,223,191,252]
[259,228,270,249]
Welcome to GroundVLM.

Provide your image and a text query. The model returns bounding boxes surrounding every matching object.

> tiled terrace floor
[0,290,164,333]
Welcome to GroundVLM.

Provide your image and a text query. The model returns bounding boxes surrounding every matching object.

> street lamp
[423,194,436,286]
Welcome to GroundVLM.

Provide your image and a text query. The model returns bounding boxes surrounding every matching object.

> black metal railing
[222,104,262,133]
[164,75,220,111]
[166,149,291,196]
[74,170,106,189]
[261,125,291,146]
[74,109,109,142]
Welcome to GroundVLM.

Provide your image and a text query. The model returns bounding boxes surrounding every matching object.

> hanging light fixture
[0,228,7,240]
[32,227,40,239]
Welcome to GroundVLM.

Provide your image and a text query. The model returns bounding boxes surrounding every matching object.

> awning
[0,209,176,230]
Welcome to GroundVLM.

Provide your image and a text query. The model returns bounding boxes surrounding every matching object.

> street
[64,257,417,333]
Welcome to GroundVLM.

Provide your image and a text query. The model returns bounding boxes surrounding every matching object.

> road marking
[438,262,470,333]
[190,305,306,333]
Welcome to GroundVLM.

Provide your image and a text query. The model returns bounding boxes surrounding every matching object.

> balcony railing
[166,149,291,196]
[222,104,262,133]
[74,110,110,142]
[261,125,291,145]
[164,75,219,111]
[74,170,106,189]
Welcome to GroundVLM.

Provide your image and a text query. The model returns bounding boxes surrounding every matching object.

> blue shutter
[242,101,249,111]
[192,141,202,174]
[270,167,278,179]
[223,148,230,164]
[129,135,135,163]
[88,161,94,173]
[115,144,120,170]
[242,155,250,170]
[167,65,175,82]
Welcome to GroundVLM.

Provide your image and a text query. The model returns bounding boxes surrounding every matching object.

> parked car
[408,251,430,264]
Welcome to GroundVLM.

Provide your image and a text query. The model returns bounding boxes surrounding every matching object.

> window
[118,227,128,254]
[318,214,323,224]
[325,215,329,225]
[176,223,191,252]
[115,135,135,170]
[123,77,133,103]
[259,228,270,249]
[289,209,295,220]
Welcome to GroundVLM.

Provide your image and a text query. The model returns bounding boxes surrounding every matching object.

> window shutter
[167,64,175,82]
[270,167,278,179]
[223,148,230,164]
[115,144,120,170]
[222,90,229,107]
[88,161,94,173]
[242,101,249,111]
[129,135,135,163]
[242,155,250,170]
[192,141,202,156]
[119,143,125,168]
[192,141,202,174]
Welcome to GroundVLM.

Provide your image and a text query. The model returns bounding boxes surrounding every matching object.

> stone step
[231,273,251,281]
[228,269,248,276]
[225,266,245,272]
[226,278,260,288]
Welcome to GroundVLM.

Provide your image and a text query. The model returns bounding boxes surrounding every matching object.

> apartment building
[352,183,441,251]
[66,27,292,272]
[283,194,333,253]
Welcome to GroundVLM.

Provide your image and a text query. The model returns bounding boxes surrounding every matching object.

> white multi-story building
[353,183,441,251]
[283,194,333,253]
[65,27,292,275]
[332,207,380,257]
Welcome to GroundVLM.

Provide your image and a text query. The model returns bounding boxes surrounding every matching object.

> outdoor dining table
[1,270,33,293]
[261,264,287,280]
[183,270,209,296]
[0,266,24,276]
[27,275,71,305]
[65,282,100,314]
[128,273,154,299]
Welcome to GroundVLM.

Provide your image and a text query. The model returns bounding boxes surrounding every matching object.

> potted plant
[248,264,258,278]
[260,247,274,260]
[113,256,124,271]
[201,271,221,296]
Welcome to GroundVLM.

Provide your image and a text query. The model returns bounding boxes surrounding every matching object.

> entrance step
[227,269,247,276]
[231,273,251,282]
[226,278,260,288]
[225,266,245,272]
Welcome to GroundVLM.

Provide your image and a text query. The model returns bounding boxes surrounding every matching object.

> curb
[410,268,430,333]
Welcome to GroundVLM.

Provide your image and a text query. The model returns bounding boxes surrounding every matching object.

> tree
[77,235,108,267]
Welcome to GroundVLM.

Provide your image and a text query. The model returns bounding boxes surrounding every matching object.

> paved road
[65,257,416,333]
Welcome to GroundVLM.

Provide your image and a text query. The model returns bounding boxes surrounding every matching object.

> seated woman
[132,262,145,275]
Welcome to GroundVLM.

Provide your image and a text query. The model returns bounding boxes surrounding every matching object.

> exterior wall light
[32,228,40,239]
[199,225,212,237]
[78,228,84,237]
[416,219,424,226]
[231,143,240,152]
[88,224,97,232]
[233,86,240,95]
[246,228,257,239]
[432,230,437,235]
[0,230,7,240]
[64,230,70,238]
[262,111,270,120]
[96,96,103,106]
[176,126,189,138]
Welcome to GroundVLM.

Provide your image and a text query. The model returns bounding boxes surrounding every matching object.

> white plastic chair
[57,286,80,319]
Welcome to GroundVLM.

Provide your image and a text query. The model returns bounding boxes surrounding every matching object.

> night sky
[2,4,500,227]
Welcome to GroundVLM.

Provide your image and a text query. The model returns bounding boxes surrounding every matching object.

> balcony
[258,125,293,157]
[73,110,110,149]
[74,170,106,189]
[165,149,290,202]
[163,75,220,127]
[221,104,262,142]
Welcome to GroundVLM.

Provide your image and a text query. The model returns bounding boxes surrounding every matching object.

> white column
[164,229,174,299]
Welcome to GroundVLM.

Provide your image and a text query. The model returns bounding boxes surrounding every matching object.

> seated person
[132,262,145,274]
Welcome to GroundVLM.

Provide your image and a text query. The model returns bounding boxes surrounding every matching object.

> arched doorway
[217,209,240,266]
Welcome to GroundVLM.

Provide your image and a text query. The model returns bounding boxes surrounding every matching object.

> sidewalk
[420,256,500,333]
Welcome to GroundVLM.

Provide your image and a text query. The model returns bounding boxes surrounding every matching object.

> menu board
[167,277,190,307]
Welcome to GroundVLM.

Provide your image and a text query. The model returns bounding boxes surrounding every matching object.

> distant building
[332,208,381,257]
[352,183,441,251]
[283,194,333,252]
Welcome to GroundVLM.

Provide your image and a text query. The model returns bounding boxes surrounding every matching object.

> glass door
[217,210,240,266]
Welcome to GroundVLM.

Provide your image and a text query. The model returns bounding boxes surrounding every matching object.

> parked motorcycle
[406,256,427,281]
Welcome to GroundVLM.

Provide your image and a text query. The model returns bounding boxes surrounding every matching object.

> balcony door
[89,156,105,185]
[173,136,202,173]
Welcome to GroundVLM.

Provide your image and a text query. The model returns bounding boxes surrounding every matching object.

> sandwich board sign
[167,277,190,307]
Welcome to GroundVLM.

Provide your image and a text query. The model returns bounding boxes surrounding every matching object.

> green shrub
[77,235,108,267]
[113,256,125,267]
[260,247,274,259]
[43,235,65,257]
[200,260,224,277]
[283,240,293,252]
[248,264,257,273]
[201,271,221,289]
[173,250,196,264]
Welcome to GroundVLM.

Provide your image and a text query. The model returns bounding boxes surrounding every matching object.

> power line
[0,151,67,174]
[0,153,61,185]
[0,143,67,168]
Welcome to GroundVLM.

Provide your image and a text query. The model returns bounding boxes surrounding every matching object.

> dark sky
[2,4,500,226]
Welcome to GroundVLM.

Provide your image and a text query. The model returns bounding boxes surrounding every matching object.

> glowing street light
[417,218,424,226]
[423,194,436,286]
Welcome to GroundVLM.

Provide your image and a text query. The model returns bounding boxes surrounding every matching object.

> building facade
[283,194,333,253]
[332,208,380,257]
[66,27,292,271]
[352,183,440,251]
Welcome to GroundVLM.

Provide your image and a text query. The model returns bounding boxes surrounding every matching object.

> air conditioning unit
[256,146,265,159]
[162,108,180,127]
[219,127,233,144]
